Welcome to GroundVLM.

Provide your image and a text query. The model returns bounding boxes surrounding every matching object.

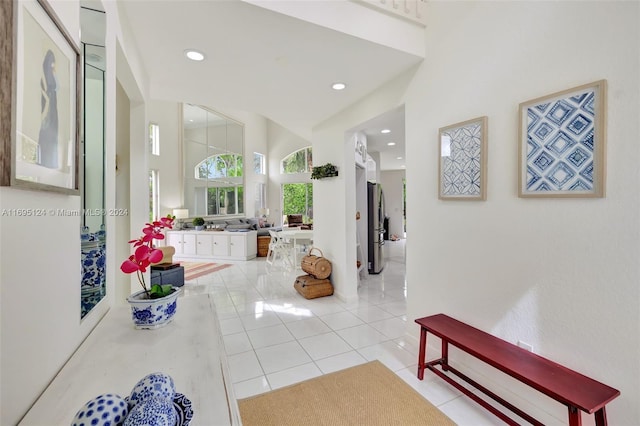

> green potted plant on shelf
[311,163,338,180]
[121,214,181,329]
[192,217,205,231]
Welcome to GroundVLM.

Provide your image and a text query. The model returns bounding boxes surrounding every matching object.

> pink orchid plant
[121,214,175,297]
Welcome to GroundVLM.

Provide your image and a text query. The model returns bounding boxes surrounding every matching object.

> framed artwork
[0,0,81,194]
[439,116,488,200]
[518,80,607,198]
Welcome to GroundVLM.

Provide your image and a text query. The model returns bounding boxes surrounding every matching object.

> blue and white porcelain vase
[126,287,181,329]
[81,227,106,318]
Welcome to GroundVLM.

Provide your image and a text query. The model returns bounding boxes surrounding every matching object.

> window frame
[149,169,160,221]
[280,146,312,174]
[149,122,160,156]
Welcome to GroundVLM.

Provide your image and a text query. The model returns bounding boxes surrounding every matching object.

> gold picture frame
[518,80,607,198]
[438,116,488,200]
[0,0,81,194]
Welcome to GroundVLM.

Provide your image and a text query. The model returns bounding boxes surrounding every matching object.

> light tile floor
[182,240,562,426]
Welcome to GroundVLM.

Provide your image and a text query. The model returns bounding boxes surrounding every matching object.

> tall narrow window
[255,182,266,215]
[149,169,160,221]
[149,123,160,156]
[254,152,265,175]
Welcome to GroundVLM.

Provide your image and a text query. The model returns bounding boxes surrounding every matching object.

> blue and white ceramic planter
[126,287,181,329]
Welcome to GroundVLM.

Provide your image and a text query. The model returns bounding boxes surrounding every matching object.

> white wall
[404,2,639,424]
[312,67,418,301]
[114,80,131,303]
[237,111,268,219]
[380,170,404,239]
[148,101,182,217]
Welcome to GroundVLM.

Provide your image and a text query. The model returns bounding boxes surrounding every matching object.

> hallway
[182,239,558,425]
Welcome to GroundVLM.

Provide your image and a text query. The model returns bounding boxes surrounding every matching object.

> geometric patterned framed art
[518,80,607,198]
[439,116,487,200]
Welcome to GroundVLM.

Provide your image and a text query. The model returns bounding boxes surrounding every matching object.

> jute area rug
[237,361,456,426]
[181,262,232,281]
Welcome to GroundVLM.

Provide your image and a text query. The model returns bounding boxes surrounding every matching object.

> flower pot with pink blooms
[121,214,181,329]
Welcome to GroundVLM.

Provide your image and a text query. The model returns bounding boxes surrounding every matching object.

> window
[149,169,159,221]
[281,146,312,174]
[195,154,243,179]
[193,154,243,215]
[255,182,266,215]
[254,152,265,174]
[282,183,313,223]
[183,104,245,217]
[149,123,159,156]
[207,186,243,215]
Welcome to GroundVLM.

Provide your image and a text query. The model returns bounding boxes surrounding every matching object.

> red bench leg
[417,327,427,380]
[595,407,607,426]
[568,406,582,426]
[442,338,449,371]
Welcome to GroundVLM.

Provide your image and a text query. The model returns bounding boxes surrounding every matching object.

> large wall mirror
[183,104,245,217]
[80,4,106,318]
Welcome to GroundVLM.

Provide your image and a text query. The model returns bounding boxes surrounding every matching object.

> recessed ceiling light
[381,129,391,134]
[387,142,396,146]
[184,49,205,61]
[396,156,403,160]
[332,82,346,90]
[401,165,406,168]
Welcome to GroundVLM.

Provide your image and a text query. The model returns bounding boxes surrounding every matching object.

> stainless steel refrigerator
[367,182,385,274]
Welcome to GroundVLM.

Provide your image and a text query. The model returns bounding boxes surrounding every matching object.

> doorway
[349,105,407,276]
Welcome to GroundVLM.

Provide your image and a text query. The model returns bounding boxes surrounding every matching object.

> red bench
[415,314,620,426]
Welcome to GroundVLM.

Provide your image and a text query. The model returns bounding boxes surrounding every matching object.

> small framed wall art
[0,0,81,194]
[439,116,488,200]
[518,80,607,198]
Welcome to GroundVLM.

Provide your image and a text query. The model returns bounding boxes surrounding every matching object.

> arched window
[281,146,312,174]
[195,154,243,179]
[280,147,313,223]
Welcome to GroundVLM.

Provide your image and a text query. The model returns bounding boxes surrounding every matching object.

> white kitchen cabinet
[167,232,184,254]
[229,234,246,258]
[166,232,196,255]
[196,234,213,256]
[212,234,229,257]
[183,233,197,256]
[166,230,257,261]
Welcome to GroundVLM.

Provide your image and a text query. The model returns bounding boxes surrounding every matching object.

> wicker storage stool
[300,248,332,279]
[257,235,271,257]
[294,274,333,299]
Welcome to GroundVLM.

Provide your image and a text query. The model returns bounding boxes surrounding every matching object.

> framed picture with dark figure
[0,0,81,194]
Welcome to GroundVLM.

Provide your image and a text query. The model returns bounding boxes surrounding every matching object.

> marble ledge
[19,294,238,426]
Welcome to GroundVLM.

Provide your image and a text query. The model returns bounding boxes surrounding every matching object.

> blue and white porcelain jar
[126,288,181,329]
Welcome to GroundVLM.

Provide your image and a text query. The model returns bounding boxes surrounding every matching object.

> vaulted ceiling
[114,1,424,169]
